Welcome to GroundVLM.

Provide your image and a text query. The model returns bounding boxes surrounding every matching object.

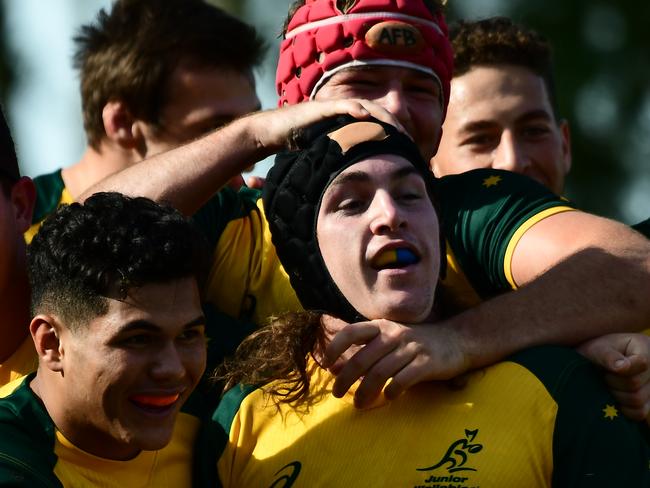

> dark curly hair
[74,0,266,148]
[28,192,209,330]
[450,17,559,118]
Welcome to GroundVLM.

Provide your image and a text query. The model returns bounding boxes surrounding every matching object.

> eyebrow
[460,109,553,134]
[116,315,205,334]
[329,165,420,188]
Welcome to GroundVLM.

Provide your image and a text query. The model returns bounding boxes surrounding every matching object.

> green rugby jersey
[205,346,650,487]
[25,169,72,243]
[0,374,198,487]
[633,218,650,239]
[193,169,575,324]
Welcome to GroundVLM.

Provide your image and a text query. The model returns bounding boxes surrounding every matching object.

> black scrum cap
[263,115,435,322]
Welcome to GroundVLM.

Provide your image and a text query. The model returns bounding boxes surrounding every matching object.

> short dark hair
[450,17,559,117]
[0,104,20,193]
[74,0,266,148]
[283,0,445,35]
[28,192,209,330]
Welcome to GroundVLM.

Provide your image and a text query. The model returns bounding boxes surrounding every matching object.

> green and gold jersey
[193,169,574,323]
[207,346,650,488]
[26,169,73,243]
[633,218,650,239]
[0,337,37,387]
[0,374,199,487]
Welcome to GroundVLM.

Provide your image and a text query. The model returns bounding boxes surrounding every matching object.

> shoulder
[507,345,592,399]
[435,168,573,216]
[213,384,261,432]
[192,187,263,248]
[31,169,66,225]
[0,376,60,487]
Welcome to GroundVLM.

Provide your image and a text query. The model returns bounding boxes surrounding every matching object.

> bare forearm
[79,113,270,214]
[454,245,650,370]
[79,100,401,214]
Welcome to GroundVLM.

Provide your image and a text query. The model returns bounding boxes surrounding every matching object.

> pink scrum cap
[276,0,453,112]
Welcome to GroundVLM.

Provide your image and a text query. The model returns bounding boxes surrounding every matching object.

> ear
[559,119,572,174]
[102,100,143,150]
[10,177,36,233]
[30,315,64,373]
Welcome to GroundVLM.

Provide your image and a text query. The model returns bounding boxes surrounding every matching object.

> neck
[62,144,139,199]
[31,370,141,461]
[0,257,31,363]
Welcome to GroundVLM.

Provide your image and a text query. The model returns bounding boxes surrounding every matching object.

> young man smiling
[0,193,208,486]
[82,0,650,411]
[209,117,650,487]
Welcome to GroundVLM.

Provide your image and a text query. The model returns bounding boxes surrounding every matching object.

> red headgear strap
[276,0,453,115]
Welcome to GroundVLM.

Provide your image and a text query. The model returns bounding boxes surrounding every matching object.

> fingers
[329,327,400,398]
[245,175,265,189]
[351,346,416,408]
[322,322,380,368]
[605,378,650,421]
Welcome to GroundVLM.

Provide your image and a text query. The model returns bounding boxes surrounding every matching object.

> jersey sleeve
[436,169,575,297]
[632,218,650,239]
[193,384,258,488]
[192,187,302,325]
[511,346,650,487]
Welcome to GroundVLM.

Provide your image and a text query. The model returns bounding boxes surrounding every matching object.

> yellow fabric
[52,412,199,488]
[206,198,302,324]
[24,187,73,244]
[219,361,555,487]
[0,374,28,398]
[503,206,576,289]
[439,241,482,313]
[0,336,37,387]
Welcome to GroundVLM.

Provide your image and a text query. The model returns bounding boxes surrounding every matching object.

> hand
[578,333,650,421]
[245,175,265,189]
[251,99,407,153]
[320,317,471,409]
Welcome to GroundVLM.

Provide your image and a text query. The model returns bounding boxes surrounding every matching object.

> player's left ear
[31,315,65,373]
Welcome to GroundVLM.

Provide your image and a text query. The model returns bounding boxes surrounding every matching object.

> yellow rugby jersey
[26,169,73,243]
[0,374,199,487]
[0,336,37,387]
[193,169,575,324]
[206,346,650,487]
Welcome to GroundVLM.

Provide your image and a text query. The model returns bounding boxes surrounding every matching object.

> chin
[133,431,174,452]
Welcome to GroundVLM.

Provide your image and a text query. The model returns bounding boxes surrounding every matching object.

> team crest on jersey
[414,429,483,488]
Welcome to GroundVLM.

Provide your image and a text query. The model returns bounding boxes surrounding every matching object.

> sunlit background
[1,0,648,223]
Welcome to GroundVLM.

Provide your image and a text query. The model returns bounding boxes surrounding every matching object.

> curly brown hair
[450,17,559,118]
[216,311,327,403]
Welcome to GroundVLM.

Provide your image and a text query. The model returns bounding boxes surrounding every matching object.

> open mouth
[371,248,420,270]
[129,393,181,413]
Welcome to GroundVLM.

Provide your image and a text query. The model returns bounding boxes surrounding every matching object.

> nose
[492,131,530,174]
[377,84,411,130]
[150,341,186,382]
[369,191,406,235]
